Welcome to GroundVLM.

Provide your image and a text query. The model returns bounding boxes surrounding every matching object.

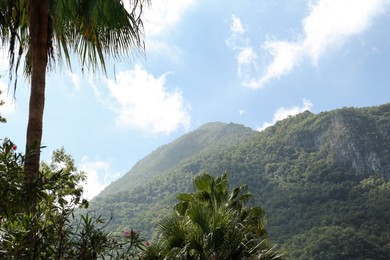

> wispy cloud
[226,15,257,79]
[0,49,10,101]
[105,65,190,134]
[230,14,245,34]
[0,81,16,117]
[79,156,123,200]
[258,99,313,131]
[125,0,197,52]
[0,49,8,72]
[143,0,196,38]
[65,70,82,93]
[228,0,389,89]
[237,47,258,76]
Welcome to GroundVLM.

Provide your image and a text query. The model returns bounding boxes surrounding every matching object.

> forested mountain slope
[98,122,255,197]
[90,103,390,259]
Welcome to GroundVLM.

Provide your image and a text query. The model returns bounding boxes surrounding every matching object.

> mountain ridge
[90,103,390,259]
[98,122,255,197]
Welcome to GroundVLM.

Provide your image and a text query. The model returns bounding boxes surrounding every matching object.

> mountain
[99,122,255,197]
[89,104,390,259]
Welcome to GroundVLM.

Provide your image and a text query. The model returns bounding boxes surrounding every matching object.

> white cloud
[226,15,249,49]
[0,49,9,98]
[143,0,196,37]
[0,49,20,118]
[0,48,8,71]
[231,15,245,34]
[229,0,389,89]
[258,99,313,131]
[303,0,387,62]
[0,81,16,117]
[65,70,82,92]
[88,74,101,98]
[105,65,190,134]
[244,40,302,88]
[125,0,197,51]
[79,157,123,200]
[237,47,258,76]
[226,15,257,79]
[237,47,257,65]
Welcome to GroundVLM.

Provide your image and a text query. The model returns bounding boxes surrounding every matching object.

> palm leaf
[193,173,214,193]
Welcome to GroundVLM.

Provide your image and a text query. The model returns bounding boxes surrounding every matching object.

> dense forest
[88,103,390,259]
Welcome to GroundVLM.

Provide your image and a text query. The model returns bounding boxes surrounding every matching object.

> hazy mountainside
[98,122,255,197]
[89,104,390,259]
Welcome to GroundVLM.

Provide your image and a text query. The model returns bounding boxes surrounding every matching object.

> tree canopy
[144,172,283,260]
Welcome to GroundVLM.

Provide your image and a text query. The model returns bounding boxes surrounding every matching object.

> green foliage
[0,139,146,259]
[0,0,149,80]
[144,172,283,260]
[99,122,255,197]
[286,226,389,260]
[89,123,256,237]
[88,103,390,259]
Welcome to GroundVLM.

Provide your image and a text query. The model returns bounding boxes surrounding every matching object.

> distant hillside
[98,122,255,197]
[89,103,390,259]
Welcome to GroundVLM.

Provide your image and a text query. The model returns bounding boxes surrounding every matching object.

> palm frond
[0,0,29,91]
[52,0,148,74]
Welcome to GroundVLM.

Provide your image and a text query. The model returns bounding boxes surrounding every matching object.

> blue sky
[1,0,390,199]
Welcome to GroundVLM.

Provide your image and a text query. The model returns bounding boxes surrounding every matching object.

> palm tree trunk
[23,2,49,258]
[24,0,49,181]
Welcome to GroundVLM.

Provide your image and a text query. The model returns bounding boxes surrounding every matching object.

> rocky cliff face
[274,104,390,179]
[325,108,390,178]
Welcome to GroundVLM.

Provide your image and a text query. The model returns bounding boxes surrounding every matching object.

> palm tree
[0,0,149,180]
[144,172,283,260]
[175,172,254,212]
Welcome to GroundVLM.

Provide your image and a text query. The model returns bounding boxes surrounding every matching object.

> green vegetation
[3,103,389,258]
[89,104,390,259]
[0,140,147,259]
[144,172,282,259]
[0,139,281,259]
[100,122,256,197]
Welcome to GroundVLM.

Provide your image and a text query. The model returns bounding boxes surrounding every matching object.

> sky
[1,0,390,199]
